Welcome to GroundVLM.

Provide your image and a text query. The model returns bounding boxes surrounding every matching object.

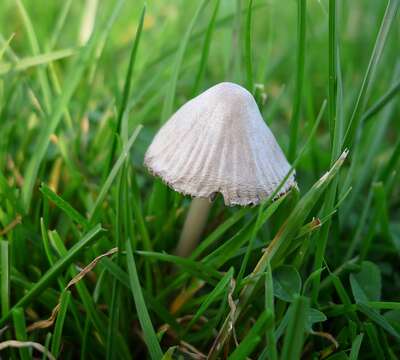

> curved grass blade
[237,99,327,284]
[89,125,142,221]
[160,0,208,123]
[227,310,272,360]
[0,48,76,76]
[186,268,233,332]
[210,150,348,358]
[0,224,104,326]
[106,5,146,173]
[50,290,71,358]
[362,77,400,123]
[349,333,364,360]
[138,251,222,284]
[0,33,14,60]
[40,183,89,227]
[343,0,399,147]
[192,0,220,96]
[358,303,400,340]
[21,1,125,212]
[280,296,310,360]
[15,0,52,113]
[126,240,163,360]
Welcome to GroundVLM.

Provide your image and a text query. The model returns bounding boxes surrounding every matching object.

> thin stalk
[175,198,212,257]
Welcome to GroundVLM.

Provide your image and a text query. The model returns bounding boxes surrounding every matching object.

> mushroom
[144,82,296,257]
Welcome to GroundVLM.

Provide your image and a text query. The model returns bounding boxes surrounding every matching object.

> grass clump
[0,0,400,359]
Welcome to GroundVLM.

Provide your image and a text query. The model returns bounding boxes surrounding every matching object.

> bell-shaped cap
[144,82,296,206]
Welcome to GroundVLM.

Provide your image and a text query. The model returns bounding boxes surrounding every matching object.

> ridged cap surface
[144,82,296,206]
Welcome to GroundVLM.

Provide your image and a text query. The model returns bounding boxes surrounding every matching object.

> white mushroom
[145,82,296,257]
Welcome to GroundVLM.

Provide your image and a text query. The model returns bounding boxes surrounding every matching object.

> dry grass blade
[0,340,56,360]
[27,247,118,331]
[0,214,21,236]
[179,340,207,360]
[207,278,237,358]
[170,279,205,314]
[311,330,339,349]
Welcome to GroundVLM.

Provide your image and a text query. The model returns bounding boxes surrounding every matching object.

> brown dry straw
[27,247,118,332]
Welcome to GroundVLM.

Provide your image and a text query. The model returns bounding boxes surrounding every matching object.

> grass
[0,0,399,359]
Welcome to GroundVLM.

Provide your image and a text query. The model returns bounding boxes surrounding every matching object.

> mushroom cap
[144,82,296,206]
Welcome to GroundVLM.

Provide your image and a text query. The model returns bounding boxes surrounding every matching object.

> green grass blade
[40,183,89,227]
[130,171,153,252]
[343,0,399,147]
[42,333,52,360]
[366,301,400,310]
[106,5,145,172]
[0,224,103,326]
[186,268,234,331]
[328,0,338,148]
[349,333,364,360]
[161,347,176,360]
[106,167,125,359]
[126,240,163,360]
[280,296,310,360]
[106,280,120,360]
[358,303,400,340]
[0,240,10,317]
[364,322,385,359]
[238,99,326,283]
[48,230,130,358]
[228,311,272,360]
[21,2,125,211]
[265,261,278,360]
[21,38,97,211]
[331,274,359,322]
[210,151,347,358]
[100,258,183,335]
[362,77,400,123]
[191,208,247,260]
[311,0,345,304]
[258,151,346,265]
[12,307,30,360]
[89,125,142,221]
[244,0,254,92]
[0,33,14,60]
[138,251,222,284]
[0,48,75,76]
[50,290,71,358]
[191,0,220,96]
[288,0,307,161]
[160,0,208,123]
[230,0,242,81]
[47,0,73,50]
[15,0,52,113]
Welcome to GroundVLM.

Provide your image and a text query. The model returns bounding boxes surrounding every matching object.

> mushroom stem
[175,197,212,257]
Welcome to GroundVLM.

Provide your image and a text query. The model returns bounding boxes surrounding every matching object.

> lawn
[0,0,399,359]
